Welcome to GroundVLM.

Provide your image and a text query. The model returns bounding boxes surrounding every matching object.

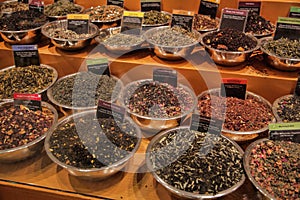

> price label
[269,122,300,143]
[87,58,110,76]
[220,78,247,99]
[171,9,194,31]
[219,8,248,32]
[238,1,261,15]
[28,0,44,13]
[153,68,177,87]
[12,45,40,67]
[198,0,220,19]
[274,17,300,40]
[121,11,144,35]
[141,0,161,12]
[107,0,124,7]
[14,93,42,111]
[289,6,300,19]
[190,114,223,135]
[97,100,125,122]
[67,14,90,34]
[294,75,300,97]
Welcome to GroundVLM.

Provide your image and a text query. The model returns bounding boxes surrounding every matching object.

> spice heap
[149,128,244,195]
[47,28,93,40]
[193,14,218,32]
[202,28,257,51]
[44,0,82,17]
[49,114,138,168]
[51,72,121,108]
[85,5,123,22]
[275,96,300,122]
[0,1,28,14]
[102,33,144,47]
[0,10,48,31]
[248,140,299,199]
[0,65,55,99]
[124,81,195,118]
[146,26,198,47]
[197,93,273,131]
[143,10,171,25]
[262,38,300,59]
[0,104,54,150]
[245,11,274,36]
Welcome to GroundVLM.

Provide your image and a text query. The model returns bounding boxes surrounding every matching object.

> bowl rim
[0,24,43,33]
[199,30,260,54]
[47,72,123,110]
[272,94,297,123]
[143,26,201,49]
[0,100,58,155]
[120,79,197,121]
[146,126,245,199]
[196,88,275,135]
[44,110,142,173]
[142,11,172,27]
[44,3,84,18]
[0,64,58,101]
[84,5,124,23]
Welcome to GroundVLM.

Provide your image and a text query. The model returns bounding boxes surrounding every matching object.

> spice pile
[0,65,55,99]
[149,128,244,195]
[85,5,123,22]
[44,0,82,17]
[248,140,299,199]
[49,114,138,168]
[193,14,218,32]
[275,95,300,122]
[245,11,274,36]
[262,38,300,59]
[143,10,171,25]
[0,104,54,150]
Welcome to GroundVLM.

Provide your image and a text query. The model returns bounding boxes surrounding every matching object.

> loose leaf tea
[193,14,218,31]
[0,65,55,99]
[47,28,93,39]
[245,11,274,36]
[149,128,243,195]
[143,10,171,25]
[275,96,300,122]
[262,38,300,59]
[44,0,82,17]
[51,72,121,108]
[102,33,144,46]
[0,10,48,31]
[124,80,195,118]
[197,92,273,131]
[49,114,138,168]
[248,140,299,199]
[0,104,54,150]
[85,5,123,22]
[202,28,257,51]
[0,1,28,13]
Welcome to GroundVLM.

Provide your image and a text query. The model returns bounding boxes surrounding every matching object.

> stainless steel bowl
[143,26,201,60]
[146,126,245,199]
[41,19,99,51]
[200,31,260,66]
[45,4,84,21]
[0,100,58,163]
[45,110,141,180]
[120,79,197,133]
[260,37,300,71]
[197,88,275,142]
[0,64,58,101]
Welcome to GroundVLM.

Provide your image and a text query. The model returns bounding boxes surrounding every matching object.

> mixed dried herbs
[102,33,144,46]
[193,14,218,32]
[262,38,300,59]
[149,128,243,195]
[0,1,28,14]
[143,10,171,25]
[245,11,274,36]
[0,104,54,150]
[47,28,93,39]
[85,5,123,22]
[275,96,300,122]
[0,65,55,99]
[44,0,82,17]
[49,114,138,168]
[202,28,257,51]
[248,140,299,199]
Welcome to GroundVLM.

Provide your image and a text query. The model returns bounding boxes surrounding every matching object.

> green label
[269,122,300,143]
[274,17,300,40]
[87,58,110,76]
[277,17,300,25]
[269,122,300,131]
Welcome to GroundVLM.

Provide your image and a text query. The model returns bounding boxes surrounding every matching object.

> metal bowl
[44,4,84,21]
[41,19,99,51]
[120,79,197,133]
[197,88,275,142]
[47,72,123,110]
[272,94,300,123]
[45,110,141,180]
[0,100,58,163]
[260,37,300,71]
[146,126,245,199]
[143,26,201,60]
[200,31,260,66]
[142,11,172,31]
[0,64,58,101]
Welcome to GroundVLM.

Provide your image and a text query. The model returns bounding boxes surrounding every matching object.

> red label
[222,78,247,84]
[13,93,41,101]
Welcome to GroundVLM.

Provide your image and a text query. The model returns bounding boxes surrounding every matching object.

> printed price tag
[141,0,161,12]
[87,58,110,76]
[171,9,194,31]
[97,100,125,122]
[12,45,40,67]
[107,0,124,7]
[198,0,220,19]
[274,17,300,40]
[238,1,261,15]
[289,6,300,19]
[190,114,223,135]
[14,93,42,111]
[294,75,300,97]
[121,11,144,35]
[153,68,177,87]
[269,122,300,143]
[219,8,248,32]
[28,0,44,13]
[220,78,247,99]
[67,14,90,34]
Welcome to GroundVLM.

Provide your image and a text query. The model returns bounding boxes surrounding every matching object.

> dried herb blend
[262,38,300,59]
[124,81,195,118]
[245,11,274,36]
[0,1,28,14]
[146,26,198,47]
[248,140,299,199]
[49,114,138,168]
[85,5,123,22]
[51,72,121,108]
[44,0,82,17]
[47,28,93,40]
[197,93,273,131]
[143,10,171,25]
[102,33,144,46]
[0,10,48,31]
[0,104,54,150]
[149,129,243,195]
[275,96,300,122]
[0,65,55,99]
[202,28,257,51]
[193,14,218,31]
